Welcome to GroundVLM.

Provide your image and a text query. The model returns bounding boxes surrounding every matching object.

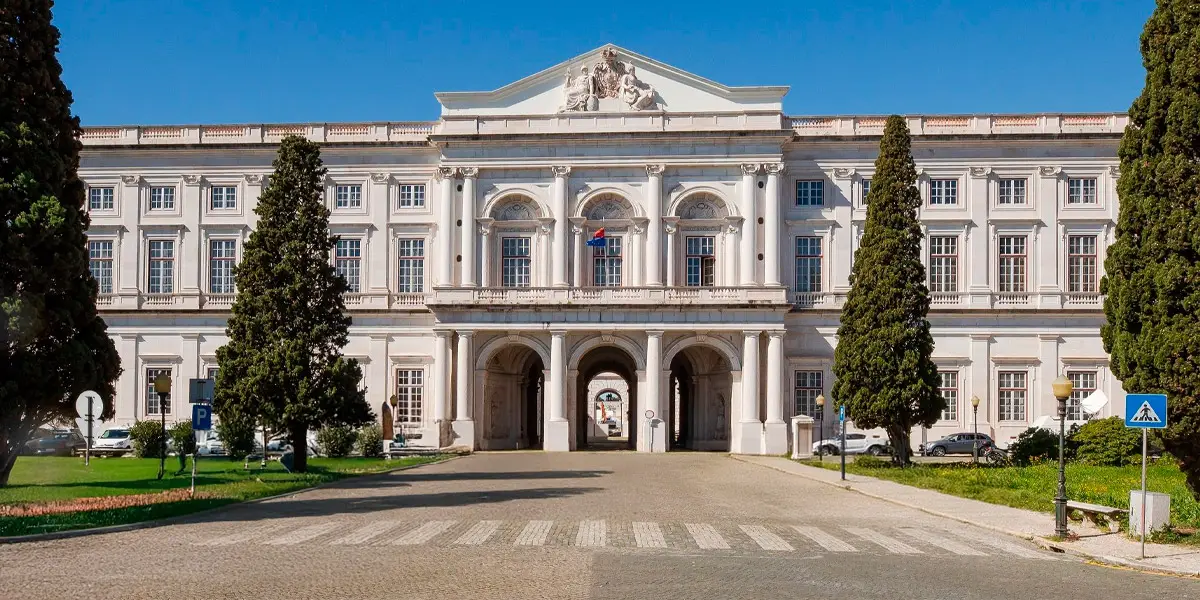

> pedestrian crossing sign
[1125,393,1168,429]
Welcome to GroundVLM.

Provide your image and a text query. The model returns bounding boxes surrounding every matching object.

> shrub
[1007,427,1060,466]
[854,455,890,469]
[215,416,257,459]
[357,424,384,458]
[168,421,197,456]
[129,420,167,458]
[1074,416,1141,466]
[317,426,357,458]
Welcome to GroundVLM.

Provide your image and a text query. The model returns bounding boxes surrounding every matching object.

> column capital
[370,172,391,184]
[740,163,761,176]
[631,217,648,235]
[435,166,457,181]
[742,330,763,338]
[646,164,665,176]
[181,174,202,186]
[832,168,856,181]
[458,330,476,339]
[663,216,680,234]
[433,330,453,339]
[550,165,572,178]
[725,215,744,234]
[764,163,786,176]
[243,173,264,185]
[968,166,992,179]
[646,330,664,339]
[768,330,787,339]
[459,166,479,179]
[121,174,141,185]
[1038,165,1062,178]
[550,329,569,338]
[477,217,494,235]
[538,217,555,236]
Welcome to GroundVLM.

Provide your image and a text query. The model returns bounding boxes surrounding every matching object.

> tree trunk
[0,448,17,487]
[291,423,308,473]
[888,426,912,466]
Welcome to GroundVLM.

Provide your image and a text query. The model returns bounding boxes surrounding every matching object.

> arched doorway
[574,346,639,450]
[667,345,733,451]
[480,345,545,450]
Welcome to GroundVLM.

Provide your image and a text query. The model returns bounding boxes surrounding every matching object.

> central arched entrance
[667,345,733,451]
[574,345,639,450]
[479,344,545,450]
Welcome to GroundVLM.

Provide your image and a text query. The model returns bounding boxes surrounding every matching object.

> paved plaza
[1,453,1196,599]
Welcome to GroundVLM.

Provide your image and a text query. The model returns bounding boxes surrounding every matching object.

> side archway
[662,334,742,372]
[475,334,551,371]
[568,334,647,372]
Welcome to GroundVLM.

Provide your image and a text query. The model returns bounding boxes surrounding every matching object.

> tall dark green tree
[0,1,121,485]
[1102,0,1200,497]
[832,115,943,465]
[214,136,370,472]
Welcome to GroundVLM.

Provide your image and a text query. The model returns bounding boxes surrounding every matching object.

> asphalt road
[1,452,1196,599]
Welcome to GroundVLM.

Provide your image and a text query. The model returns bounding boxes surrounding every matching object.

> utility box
[1129,491,1171,535]
[791,415,814,460]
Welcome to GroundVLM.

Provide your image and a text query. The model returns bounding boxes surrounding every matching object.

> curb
[0,454,463,545]
[730,455,1199,578]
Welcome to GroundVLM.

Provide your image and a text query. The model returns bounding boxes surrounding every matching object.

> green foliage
[1074,417,1142,466]
[316,426,357,458]
[128,421,167,459]
[215,417,256,459]
[168,421,197,456]
[213,136,371,472]
[0,1,122,485]
[832,115,943,465]
[1101,1,1200,499]
[1007,427,1061,466]
[357,424,384,458]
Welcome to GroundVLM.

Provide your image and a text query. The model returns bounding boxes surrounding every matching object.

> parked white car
[92,427,132,456]
[197,433,225,456]
[812,432,890,456]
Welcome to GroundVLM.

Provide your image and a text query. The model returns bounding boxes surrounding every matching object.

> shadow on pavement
[336,470,612,487]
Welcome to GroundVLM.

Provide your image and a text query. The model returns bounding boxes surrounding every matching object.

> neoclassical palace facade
[80,45,1128,453]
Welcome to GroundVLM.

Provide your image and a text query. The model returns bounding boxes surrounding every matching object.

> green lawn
[0,454,446,537]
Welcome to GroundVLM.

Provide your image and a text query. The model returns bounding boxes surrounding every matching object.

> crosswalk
[193,519,1054,560]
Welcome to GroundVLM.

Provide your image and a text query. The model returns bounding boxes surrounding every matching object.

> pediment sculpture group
[562,48,658,112]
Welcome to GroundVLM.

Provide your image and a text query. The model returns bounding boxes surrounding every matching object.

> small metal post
[1054,395,1068,537]
[840,421,846,481]
[1141,428,1148,558]
[158,392,167,480]
[191,451,197,496]
[972,405,979,465]
[85,401,94,466]
[816,413,823,461]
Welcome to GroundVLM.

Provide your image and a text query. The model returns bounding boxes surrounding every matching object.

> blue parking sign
[839,405,845,422]
[1125,393,1167,429]
[192,404,213,431]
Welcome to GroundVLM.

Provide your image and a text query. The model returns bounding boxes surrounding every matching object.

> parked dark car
[23,429,87,456]
[921,432,994,456]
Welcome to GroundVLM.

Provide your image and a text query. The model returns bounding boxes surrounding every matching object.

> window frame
[333,183,364,210]
[927,235,959,293]
[793,370,823,418]
[146,238,176,294]
[396,183,426,209]
[928,178,959,206]
[1066,371,1096,421]
[997,178,1027,206]
[795,179,825,207]
[396,237,426,293]
[88,239,116,294]
[208,238,237,294]
[88,186,116,212]
[997,370,1028,422]
[859,178,872,207]
[501,236,533,288]
[997,235,1028,294]
[394,368,425,425]
[684,235,716,287]
[591,234,623,287]
[1066,234,1099,294]
[144,367,173,416]
[938,370,959,422]
[209,185,238,211]
[148,185,177,211]
[334,238,364,293]
[794,236,823,293]
[1067,177,1098,205]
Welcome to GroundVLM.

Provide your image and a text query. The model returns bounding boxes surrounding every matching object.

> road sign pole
[85,402,93,466]
[1141,428,1148,559]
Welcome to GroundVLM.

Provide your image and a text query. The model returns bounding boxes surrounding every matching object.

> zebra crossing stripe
[899,527,987,556]
[329,520,405,545]
[263,522,342,546]
[791,526,857,552]
[686,523,730,550]
[844,527,923,554]
[515,520,553,546]
[197,523,287,546]
[946,528,1052,560]
[455,520,501,545]
[632,522,667,548]
[575,520,607,547]
[390,520,458,545]
[739,525,794,551]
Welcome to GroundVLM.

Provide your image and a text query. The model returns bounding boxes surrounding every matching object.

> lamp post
[971,395,981,464]
[153,373,172,481]
[815,394,825,461]
[1052,375,1074,537]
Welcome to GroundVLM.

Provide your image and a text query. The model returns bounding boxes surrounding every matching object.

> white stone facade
[80,45,1128,452]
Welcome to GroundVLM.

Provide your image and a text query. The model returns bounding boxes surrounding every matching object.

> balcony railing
[95,294,115,307]
[792,291,831,308]
[993,292,1032,307]
[204,294,235,308]
[1063,292,1104,308]
[140,293,183,308]
[391,293,428,308]
[929,292,965,308]
[429,286,790,307]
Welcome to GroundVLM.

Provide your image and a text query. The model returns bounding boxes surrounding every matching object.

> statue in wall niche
[562,65,598,112]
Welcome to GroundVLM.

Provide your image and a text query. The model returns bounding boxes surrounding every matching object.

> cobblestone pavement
[2,453,1198,599]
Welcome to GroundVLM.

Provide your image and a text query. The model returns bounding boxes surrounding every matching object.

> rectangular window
[209,239,236,294]
[794,237,823,293]
[147,240,174,294]
[501,237,532,288]
[796,180,824,207]
[998,371,1027,422]
[335,239,362,292]
[861,178,871,206]
[149,186,175,210]
[1067,371,1096,422]
[206,367,219,381]
[929,179,958,205]
[592,236,623,287]
[998,235,1027,293]
[939,371,959,421]
[395,369,424,424]
[928,236,959,293]
[210,186,237,210]
[335,184,362,209]
[794,371,823,418]
[1067,235,1098,293]
[684,236,716,287]
[998,178,1027,205]
[88,240,114,294]
[396,239,425,293]
[1068,178,1097,204]
[89,187,115,211]
[397,184,426,208]
[145,368,172,416]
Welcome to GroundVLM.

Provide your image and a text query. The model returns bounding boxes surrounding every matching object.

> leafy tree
[214,136,371,472]
[832,115,943,466]
[1007,426,1063,466]
[0,1,121,485]
[214,416,256,460]
[1102,1,1200,498]
[316,425,356,458]
[357,424,384,458]
[129,420,167,459]
[1073,417,1141,466]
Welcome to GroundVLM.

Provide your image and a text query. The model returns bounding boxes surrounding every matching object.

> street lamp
[971,395,981,464]
[1052,374,1074,537]
[153,373,172,481]
[815,394,826,461]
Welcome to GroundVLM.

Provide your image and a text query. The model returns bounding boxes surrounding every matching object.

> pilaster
[740,164,760,286]
[763,163,785,287]
[435,167,457,288]
[368,173,391,295]
[460,168,478,287]
[178,175,202,309]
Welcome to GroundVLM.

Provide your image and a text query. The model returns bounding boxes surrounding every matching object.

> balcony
[993,293,1032,308]
[792,291,833,309]
[929,292,966,308]
[427,286,790,307]
[1063,292,1104,308]
[203,294,235,308]
[140,293,184,308]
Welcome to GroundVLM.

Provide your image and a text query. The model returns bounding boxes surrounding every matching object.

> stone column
[460,168,478,287]
[431,330,452,448]
[740,164,760,286]
[734,330,763,454]
[478,219,493,287]
[545,330,570,451]
[663,218,679,286]
[570,218,586,287]
[764,164,784,287]
[452,331,476,449]
[644,330,666,452]
[436,167,456,288]
[646,165,665,286]
[551,166,571,287]
[763,330,788,454]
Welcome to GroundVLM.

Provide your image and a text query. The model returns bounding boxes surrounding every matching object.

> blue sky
[56,0,1153,125]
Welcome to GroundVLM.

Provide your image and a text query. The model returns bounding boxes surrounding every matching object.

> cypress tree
[214,136,370,472]
[1102,0,1200,497]
[832,115,943,466]
[0,1,121,485]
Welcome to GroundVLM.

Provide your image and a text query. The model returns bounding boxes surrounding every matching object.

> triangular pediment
[435,44,787,117]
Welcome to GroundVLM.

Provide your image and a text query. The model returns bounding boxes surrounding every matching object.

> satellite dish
[1082,389,1109,416]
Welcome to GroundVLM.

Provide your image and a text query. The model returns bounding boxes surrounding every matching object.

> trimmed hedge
[129,420,167,458]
